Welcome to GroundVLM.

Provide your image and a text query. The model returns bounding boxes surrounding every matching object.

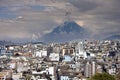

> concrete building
[49,53,59,61]
[62,48,74,56]
[75,42,87,59]
[60,76,69,80]
[63,55,73,62]
[91,61,96,76]
[34,50,47,57]
[84,62,92,78]
[12,73,23,80]
[84,61,96,78]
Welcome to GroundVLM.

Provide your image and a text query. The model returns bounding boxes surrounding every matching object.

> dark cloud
[0,0,120,41]
[69,0,99,12]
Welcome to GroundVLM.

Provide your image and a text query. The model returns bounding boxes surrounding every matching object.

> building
[62,48,74,56]
[34,50,47,57]
[84,61,96,78]
[49,53,59,61]
[75,42,87,59]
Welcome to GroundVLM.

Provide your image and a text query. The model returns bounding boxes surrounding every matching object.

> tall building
[84,61,96,78]
[91,61,96,76]
[75,42,87,59]
[84,61,92,78]
[62,48,74,56]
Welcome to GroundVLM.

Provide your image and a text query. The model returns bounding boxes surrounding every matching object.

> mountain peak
[42,21,88,42]
[63,21,76,25]
[52,21,84,34]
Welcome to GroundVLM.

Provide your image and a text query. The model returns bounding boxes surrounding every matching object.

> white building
[91,61,96,76]
[84,62,92,78]
[12,73,23,80]
[75,42,87,59]
[34,50,47,57]
[108,68,116,75]
[84,61,96,78]
[9,62,16,69]
[75,42,95,60]
[49,53,59,61]
[60,76,69,80]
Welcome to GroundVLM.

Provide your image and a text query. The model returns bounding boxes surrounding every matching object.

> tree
[89,73,116,80]
[116,74,120,80]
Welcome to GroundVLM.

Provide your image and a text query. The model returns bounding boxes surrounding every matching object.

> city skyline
[0,0,120,42]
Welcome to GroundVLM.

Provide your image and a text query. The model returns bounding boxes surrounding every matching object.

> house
[12,73,23,80]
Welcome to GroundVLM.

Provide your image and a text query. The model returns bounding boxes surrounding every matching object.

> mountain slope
[0,40,15,46]
[51,21,84,34]
[105,35,120,40]
[42,21,89,42]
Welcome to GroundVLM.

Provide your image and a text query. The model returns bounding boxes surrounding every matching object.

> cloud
[69,0,99,12]
[0,0,120,41]
[69,0,120,38]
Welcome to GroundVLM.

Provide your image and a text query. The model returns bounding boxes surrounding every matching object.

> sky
[0,0,120,42]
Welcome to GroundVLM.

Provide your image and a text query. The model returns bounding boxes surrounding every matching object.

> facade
[60,76,69,80]
[34,50,47,57]
[62,48,74,56]
[75,42,87,59]
[49,53,59,61]
[84,61,96,78]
